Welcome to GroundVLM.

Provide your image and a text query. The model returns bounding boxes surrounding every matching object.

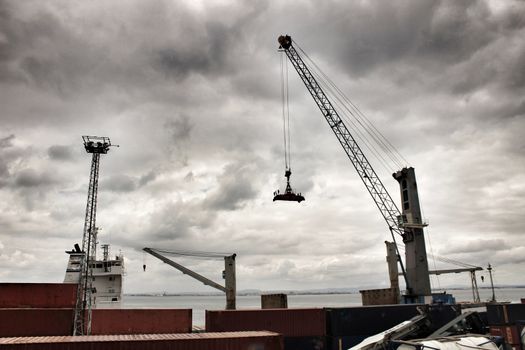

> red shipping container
[0,309,74,337]
[0,283,77,308]
[490,325,521,345]
[91,309,192,334]
[206,308,326,337]
[0,331,283,350]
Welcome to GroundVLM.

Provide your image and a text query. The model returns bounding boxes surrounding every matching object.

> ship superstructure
[64,243,124,308]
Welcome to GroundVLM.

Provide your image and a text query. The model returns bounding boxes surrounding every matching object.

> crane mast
[73,136,113,335]
[278,35,431,300]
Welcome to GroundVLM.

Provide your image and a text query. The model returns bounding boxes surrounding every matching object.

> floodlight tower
[73,136,114,336]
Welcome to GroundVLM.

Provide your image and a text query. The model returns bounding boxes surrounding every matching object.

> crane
[277,35,431,301]
[143,248,237,309]
[73,136,115,335]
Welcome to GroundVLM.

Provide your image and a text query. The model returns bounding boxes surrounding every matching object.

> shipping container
[0,331,283,350]
[206,308,326,337]
[487,303,525,325]
[490,325,522,346]
[0,308,74,337]
[0,283,77,308]
[325,304,427,336]
[284,336,326,350]
[91,309,192,334]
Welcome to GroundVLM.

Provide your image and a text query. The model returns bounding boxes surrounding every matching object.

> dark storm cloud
[167,115,193,142]
[101,174,137,193]
[47,145,74,161]
[101,171,159,193]
[138,171,157,187]
[0,135,15,180]
[0,135,15,148]
[14,168,58,188]
[206,162,259,211]
[144,199,215,241]
[154,21,234,80]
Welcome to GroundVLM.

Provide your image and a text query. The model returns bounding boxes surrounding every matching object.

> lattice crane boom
[278,36,404,237]
[278,35,432,298]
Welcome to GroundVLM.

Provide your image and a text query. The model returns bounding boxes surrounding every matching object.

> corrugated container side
[206,308,326,337]
[487,304,525,325]
[0,283,77,308]
[325,304,427,336]
[283,336,326,350]
[0,309,74,337]
[91,309,192,334]
[490,326,522,346]
[0,331,283,350]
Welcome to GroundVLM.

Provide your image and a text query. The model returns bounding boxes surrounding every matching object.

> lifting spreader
[273,169,305,203]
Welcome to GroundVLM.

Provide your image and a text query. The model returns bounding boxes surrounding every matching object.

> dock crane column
[393,167,431,299]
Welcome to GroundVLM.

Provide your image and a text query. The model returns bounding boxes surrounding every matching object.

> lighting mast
[73,136,115,335]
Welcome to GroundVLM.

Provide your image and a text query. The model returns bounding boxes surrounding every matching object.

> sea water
[122,288,524,327]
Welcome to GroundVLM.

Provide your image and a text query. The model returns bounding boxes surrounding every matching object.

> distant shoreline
[125,285,525,297]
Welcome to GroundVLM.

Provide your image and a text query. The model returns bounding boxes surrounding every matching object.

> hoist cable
[280,53,289,170]
[286,57,292,169]
[150,248,231,259]
[295,42,405,168]
[397,245,480,269]
[294,41,410,171]
[309,67,394,175]
[297,43,404,170]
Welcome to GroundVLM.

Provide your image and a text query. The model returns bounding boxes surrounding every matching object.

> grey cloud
[101,174,137,193]
[14,168,58,188]
[205,163,258,211]
[101,171,160,193]
[138,171,157,187]
[0,134,15,148]
[144,200,216,242]
[48,145,74,161]
[167,115,193,142]
[446,239,511,255]
[184,171,194,182]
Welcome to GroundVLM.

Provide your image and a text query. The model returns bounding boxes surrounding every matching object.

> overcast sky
[1,0,524,295]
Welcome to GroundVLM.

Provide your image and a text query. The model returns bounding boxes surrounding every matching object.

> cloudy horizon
[1,0,524,295]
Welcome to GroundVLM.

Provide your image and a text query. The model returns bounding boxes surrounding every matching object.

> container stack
[206,308,326,350]
[325,304,426,349]
[0,331,283,350]
[487,303,525,350]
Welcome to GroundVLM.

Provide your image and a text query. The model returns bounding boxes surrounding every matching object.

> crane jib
[278,36,403,236]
